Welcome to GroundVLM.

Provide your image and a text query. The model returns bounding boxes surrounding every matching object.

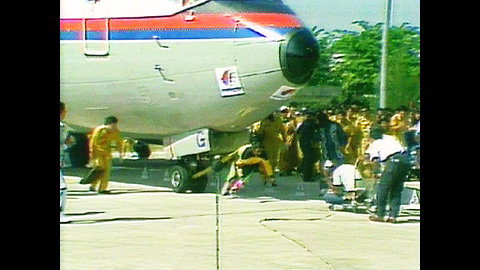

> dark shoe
[79,178,90,184]
[369,215,385,222]
[80,168,104,184]
[386,217,398,223]
[98,190,111,194]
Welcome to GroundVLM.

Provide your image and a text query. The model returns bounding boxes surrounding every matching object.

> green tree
[308,26,336,86]
[309,22,420,109]
[385,24,420,108]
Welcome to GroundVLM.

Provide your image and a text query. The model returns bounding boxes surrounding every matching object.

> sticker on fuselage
[215,67,244,97]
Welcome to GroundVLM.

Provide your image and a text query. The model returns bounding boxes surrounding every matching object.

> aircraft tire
[133,140,151,158]
[169,165,190,193]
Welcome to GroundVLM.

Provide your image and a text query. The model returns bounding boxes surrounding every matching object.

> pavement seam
[258,214,339,270]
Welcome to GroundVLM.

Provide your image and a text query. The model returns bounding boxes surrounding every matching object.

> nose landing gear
[167,156,210,193]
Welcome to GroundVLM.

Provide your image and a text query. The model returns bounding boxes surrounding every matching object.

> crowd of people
[247,104,420,184]
[221,103,420,221]
[62,99,420,222]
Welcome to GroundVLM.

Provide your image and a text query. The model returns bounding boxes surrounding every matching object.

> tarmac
[60,163,420,270]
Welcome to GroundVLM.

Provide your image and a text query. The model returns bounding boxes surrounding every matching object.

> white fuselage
[60,0,310,139]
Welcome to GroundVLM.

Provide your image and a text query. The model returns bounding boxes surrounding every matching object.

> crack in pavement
[259,214,338,270]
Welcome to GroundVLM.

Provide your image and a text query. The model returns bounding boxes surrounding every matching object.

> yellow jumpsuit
[339,119,361,164]
[355,115,373,157]
[279,118,300,172]
[226,144,274,184]
[88,125,123,192]
[257,115,286,171]
[390,113,407,146]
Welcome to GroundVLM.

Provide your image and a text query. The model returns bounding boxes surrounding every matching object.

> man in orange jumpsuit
[80,116,124,194]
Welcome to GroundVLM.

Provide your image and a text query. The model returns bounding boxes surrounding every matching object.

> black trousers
[299,142,317,182]
[376,153,411,218]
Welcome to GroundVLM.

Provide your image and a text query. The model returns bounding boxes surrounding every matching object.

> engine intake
[279,28,319,85]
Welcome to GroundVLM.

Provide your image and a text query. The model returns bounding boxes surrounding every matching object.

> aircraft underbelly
[60,38,290,137]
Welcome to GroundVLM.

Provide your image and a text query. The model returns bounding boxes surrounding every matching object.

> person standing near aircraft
[317,112,347,168]
[257,113,286,173]
[80,116,124,194]
[60,101,74,223]
[297,111,320,182]
[355,107,373,158]
[364,127,410,223]
[279,107,300,175]
[390,106,408,146]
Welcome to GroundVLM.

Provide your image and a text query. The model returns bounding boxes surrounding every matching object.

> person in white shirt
[365,127,410,223]
[332,164,359,191]
[324,163,364,205]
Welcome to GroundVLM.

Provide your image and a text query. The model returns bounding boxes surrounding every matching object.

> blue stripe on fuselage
[60,27,294,41]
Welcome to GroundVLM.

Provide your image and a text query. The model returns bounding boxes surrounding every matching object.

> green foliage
[309,21,420,109]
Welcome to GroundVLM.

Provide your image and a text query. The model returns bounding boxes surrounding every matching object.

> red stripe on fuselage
[60,20,82,32]
[60,13,302,32]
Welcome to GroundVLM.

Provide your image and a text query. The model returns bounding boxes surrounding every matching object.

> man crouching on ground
[222,141,276,195]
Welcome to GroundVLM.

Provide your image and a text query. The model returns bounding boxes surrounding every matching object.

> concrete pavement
[60,165,420,270]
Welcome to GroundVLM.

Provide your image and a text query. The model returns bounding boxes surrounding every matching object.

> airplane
[60,0,320,192]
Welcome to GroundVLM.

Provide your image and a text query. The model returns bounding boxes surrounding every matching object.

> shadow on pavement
[66,211,105,216]
[67,189,172,197]
[63,161,419,221]
[63,216,173,225]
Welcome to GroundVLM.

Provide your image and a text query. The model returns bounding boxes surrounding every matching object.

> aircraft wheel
[133,140,151,158]
[169,165,190,193]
